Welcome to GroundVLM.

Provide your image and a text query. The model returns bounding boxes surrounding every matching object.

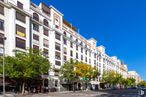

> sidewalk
[0,90,107,97]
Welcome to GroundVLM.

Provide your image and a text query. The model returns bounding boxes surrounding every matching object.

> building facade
[0,0,133,90]
[128,71,142,85]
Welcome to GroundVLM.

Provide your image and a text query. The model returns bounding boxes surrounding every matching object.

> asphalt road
[0,89,143,97]
[98,89,140,97]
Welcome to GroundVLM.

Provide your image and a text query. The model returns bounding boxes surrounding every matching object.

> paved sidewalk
[0,91,106,97]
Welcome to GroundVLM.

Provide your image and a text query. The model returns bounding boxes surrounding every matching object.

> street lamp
[1,36,6,97]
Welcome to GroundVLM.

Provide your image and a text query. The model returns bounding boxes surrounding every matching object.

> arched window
[33,13,39,21]
[43,19,48,27]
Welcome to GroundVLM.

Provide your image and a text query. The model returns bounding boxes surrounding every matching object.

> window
[63,38,67,45]
[70,42,73,48]
[94,53,96,58]
[94,60,96,65]
[0,5,4,15]
[16,12,25,23]
[55,61,61,66]
[64,56,67,61]
[43,28,48,36]
[89,59,91,64]
[43,38,49,47]
[64,32,66,37]
[63,32,67,45]
[80,42,83,46]
[16,25,26,37]
[0,19,4,31]
[55,51,61,60]
[89,51,91,57]
[85,57,87,62]
[16,37,26,49]
[0,33,4,44]
[43,19,49,27]
[70,35,73,40]
[33,34,39,41]
[42,8,50,15]
[85,50,87,55]
[76,45,78,51]
[55,42,60,51]
[43,48,48,57]
[76,53,78,59]
[33,13,39,21]
[64,47,67,54]
[33,45,39,51]
[76,39,78,43]
[55,32,60,40]
[33,23,39,31]
[42,5,50,16]
[17,1,23,9]
[81,48,83,53]
[70,50,73,57]
[81,55,83,60]
[55,25,59,29]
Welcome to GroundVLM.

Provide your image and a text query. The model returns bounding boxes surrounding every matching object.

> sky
[31,0,146,80]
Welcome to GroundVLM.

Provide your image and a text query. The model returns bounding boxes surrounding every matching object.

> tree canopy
[0,48,51,94]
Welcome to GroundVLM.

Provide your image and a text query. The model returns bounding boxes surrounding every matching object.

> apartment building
[128,71,142,85]
[0,0,129,90]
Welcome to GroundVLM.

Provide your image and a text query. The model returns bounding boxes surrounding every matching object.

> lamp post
[1,36,6,97]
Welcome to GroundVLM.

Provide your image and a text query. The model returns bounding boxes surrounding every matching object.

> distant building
[128,71,142,84]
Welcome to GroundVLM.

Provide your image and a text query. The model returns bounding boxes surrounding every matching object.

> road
[0,89,143,97]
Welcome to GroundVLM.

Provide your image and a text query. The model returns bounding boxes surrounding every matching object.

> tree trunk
[22,82,25,95]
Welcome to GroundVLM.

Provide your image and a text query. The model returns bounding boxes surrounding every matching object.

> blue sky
[32,0,146,80]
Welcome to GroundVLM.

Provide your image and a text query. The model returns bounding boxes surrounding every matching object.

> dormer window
[17,1,23,9]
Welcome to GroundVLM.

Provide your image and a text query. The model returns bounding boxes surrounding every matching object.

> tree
[60,59,75,82]
[0,48,51,94]
[102,71,123,88]
[60,59,76,90]
[138,81,146,87]
[60,60,100,90]
[74,62,99,81]
[129,78,136,86]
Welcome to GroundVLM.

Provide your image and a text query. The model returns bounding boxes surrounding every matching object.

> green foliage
[102,71,123,85]
[138,81,146,87]
[0,49,51,79]
[60,59,76,83]
[74,62,100,80]
[60,60,100,83]
[0,48,51,94]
